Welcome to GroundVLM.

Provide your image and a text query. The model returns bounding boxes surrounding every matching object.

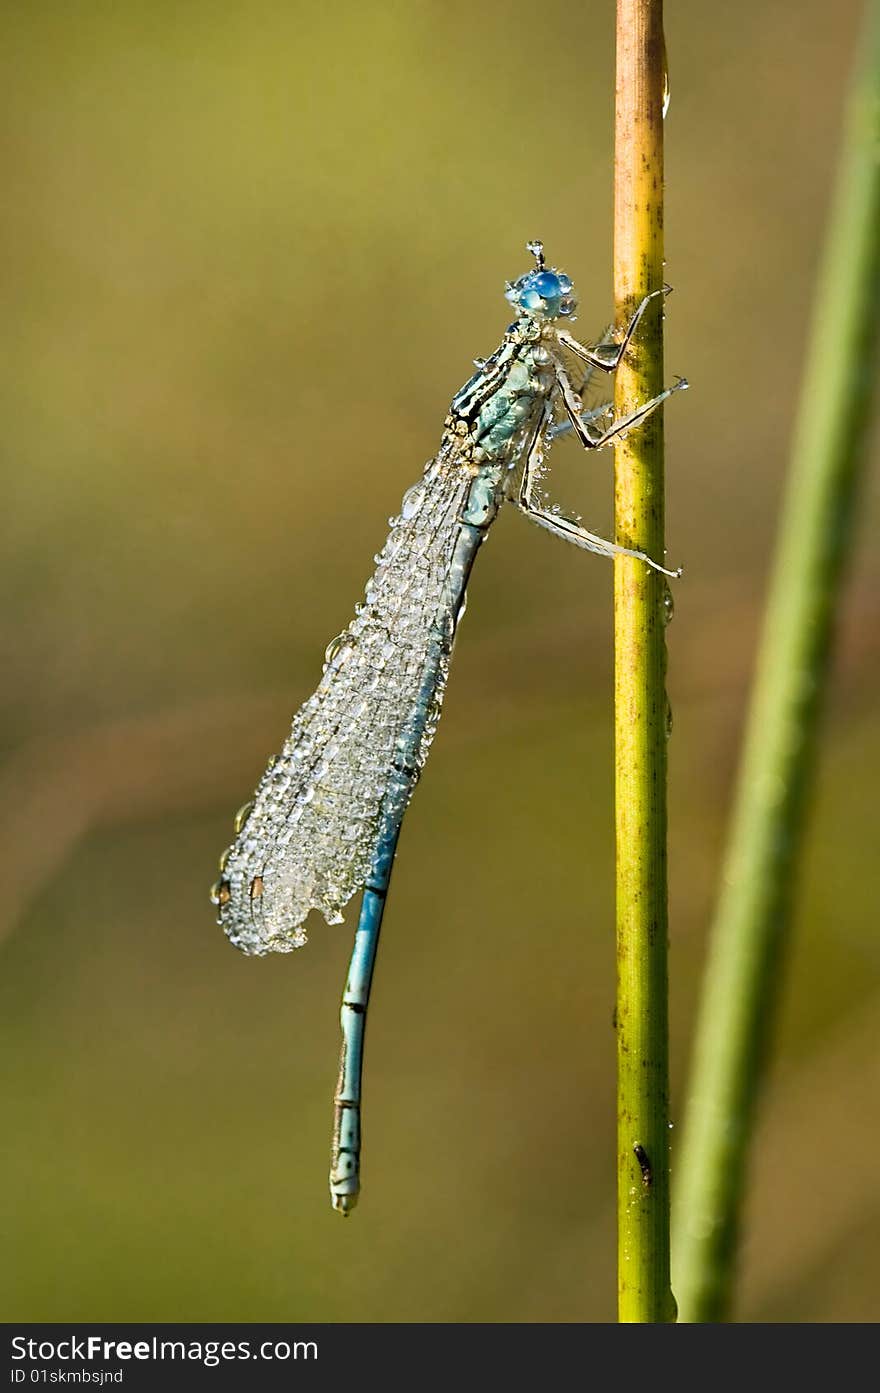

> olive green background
[2,1,878,1322]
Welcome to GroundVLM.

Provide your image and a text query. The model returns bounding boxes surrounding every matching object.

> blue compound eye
[531,272,562,301]
[519,285,545,311]
[503,265,577,319]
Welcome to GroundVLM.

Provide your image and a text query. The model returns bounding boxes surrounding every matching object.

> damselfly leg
[557,285,670,373]
[515,372,687,577]
[548,401,614,442]
[556,365,688,452]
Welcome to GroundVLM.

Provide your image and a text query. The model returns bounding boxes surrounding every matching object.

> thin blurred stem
[673,0,880,1324]
[613,0,676,1324]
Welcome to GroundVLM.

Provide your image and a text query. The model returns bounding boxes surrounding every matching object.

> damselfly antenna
[526,239,546,270]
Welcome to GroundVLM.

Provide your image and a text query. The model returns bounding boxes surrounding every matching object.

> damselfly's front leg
[557,286,669,372]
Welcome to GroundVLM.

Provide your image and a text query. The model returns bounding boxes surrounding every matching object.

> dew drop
[661,31,670,118]
[210,878,231,907]
[233,800,254,836]
[661,581,675,626]
[323,632,348,671]
[401,482,425,520]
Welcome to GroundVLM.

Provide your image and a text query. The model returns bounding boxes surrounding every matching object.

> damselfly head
[505,248,577,322]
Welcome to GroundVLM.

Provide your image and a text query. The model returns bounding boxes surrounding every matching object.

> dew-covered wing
[217,444,474,955]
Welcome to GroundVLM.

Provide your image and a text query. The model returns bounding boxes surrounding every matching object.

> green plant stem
[613,0,675,1324]
[673,1,880,1324]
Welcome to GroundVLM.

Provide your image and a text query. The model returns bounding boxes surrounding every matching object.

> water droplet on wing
[323,633,350,672]
[401,482,425,520]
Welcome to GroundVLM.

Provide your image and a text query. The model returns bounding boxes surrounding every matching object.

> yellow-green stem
[613,0,675,1324]
[673,1,880,1323]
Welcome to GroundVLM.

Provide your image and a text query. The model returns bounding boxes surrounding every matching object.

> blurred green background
[2,0,878,1323]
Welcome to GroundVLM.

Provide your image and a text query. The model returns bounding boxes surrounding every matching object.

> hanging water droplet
[661,581,675,626]
[218,846,231,873]
[233,800,254,836]
[661,32,670,118]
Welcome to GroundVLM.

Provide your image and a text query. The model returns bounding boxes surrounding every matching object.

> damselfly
[211,242,686,1213]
